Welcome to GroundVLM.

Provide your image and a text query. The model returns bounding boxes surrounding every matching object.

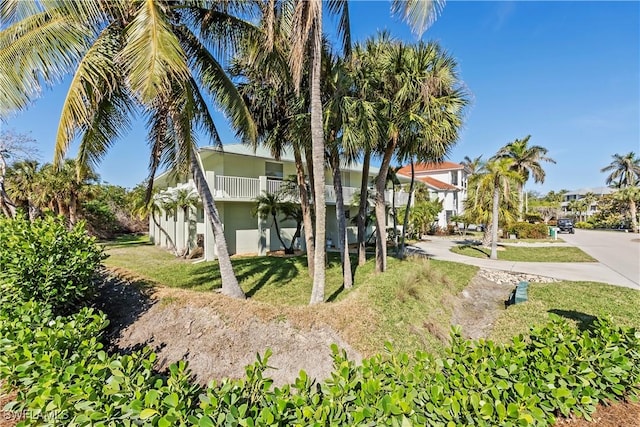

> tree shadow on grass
[548,309,598,332]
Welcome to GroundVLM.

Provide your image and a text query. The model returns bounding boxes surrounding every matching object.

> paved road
[558,229,640,288]
[411,232,640,290]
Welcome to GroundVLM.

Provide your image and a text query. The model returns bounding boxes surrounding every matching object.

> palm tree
[471,158,522,258]
[254,191,294,254]
[371,38,466,272]
[494,136,555,221]
[0,1,260,299]
[614,186,640,233]
[461,155,483,176]
[230,18,316,276]
[601,152,640,189]
[601,152,640,233]
[282,0,444,302]
[5,160,42,221]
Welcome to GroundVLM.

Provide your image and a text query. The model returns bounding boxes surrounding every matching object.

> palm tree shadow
[242,256,300,298]
[548,309,598,332]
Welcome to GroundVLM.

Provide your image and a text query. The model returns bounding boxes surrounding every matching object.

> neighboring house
[150,144,409,260]
[396,161,468,228]
[561,187,615,217]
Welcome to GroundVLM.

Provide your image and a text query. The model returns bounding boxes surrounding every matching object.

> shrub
[575,221,594,229]
[0,216,105,313]
[507,222,550,239]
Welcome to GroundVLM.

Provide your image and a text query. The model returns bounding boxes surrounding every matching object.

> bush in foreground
[0,299,638,426]
[0,215,105,313]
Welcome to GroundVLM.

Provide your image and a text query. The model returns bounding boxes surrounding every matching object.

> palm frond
[55,22,125,165]
[0,11,92,115]
[119,0,189,103]
[390,0,445,37]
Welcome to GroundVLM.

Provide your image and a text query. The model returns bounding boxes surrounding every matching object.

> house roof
[396,161,463,177]
[563,187,615,197]
[199,143,382,174]
[417,176,459,191]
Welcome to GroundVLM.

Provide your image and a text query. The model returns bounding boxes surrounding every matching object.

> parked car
[557,218,574,234]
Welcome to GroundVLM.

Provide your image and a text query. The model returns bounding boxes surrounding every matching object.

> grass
[489,281,640,342]
[450,244,596,262]
[499,238,565,243]
[102,237,636,358]
[103,239,478,356]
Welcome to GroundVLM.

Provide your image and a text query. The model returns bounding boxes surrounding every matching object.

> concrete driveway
[558,229,640,288]
[411,231,640,290]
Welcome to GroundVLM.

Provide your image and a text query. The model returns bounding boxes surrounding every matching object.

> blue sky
[2,1,639,194]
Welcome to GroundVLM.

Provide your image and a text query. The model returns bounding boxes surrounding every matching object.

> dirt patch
[0,389,20,427]
[554,400,640,426]
[94,270,362,386]
[450,272,514,339]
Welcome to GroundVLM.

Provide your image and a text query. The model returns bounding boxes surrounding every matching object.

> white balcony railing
[267,178,283,194]
[209,174,407,206]
[215,175,260,199]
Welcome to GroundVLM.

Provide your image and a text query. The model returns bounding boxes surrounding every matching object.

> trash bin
[549,227,557,240]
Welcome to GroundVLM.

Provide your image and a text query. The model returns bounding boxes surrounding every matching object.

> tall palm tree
[601,152,640,233]
[470,158,522,258]
[229,16,316,276]
[614,186,640,233]
[0,0,260,299]
[281,0,444,301]
[494,136,555,221]
[601,152,640,189]
[370,38,466,272]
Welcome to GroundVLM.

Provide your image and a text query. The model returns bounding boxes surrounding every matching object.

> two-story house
[150,144,410,260]
[561,187,614,218]
[396,161,467,228]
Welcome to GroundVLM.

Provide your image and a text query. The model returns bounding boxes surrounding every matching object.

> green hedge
[507,222,549,239]
[1,300,638,426]
[575,222,594,229]
[0,216,105,313]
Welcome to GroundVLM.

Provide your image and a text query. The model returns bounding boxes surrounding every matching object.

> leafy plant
[0,216,105,313]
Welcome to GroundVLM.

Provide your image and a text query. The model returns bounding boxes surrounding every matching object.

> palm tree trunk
[357,148,371,266]
[271,211,289,252]
[309,8,326,305]
[630,199,638,233]
[0,156,15,218]
[374,142,396,273]
[293,143,314,276]
[190,149,245,299]
[69,192,78,226]
[518,183,524,222]
[391,180,397,254]
[490,182,500,260]
[152,211,177,254]
[331,154,353,289]
[399,160,416,258]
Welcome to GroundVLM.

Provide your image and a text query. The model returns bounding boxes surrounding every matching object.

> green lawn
[103,239,478,355]
[490,281,640,342]
[450,244,596,262]
[103,237,637,357]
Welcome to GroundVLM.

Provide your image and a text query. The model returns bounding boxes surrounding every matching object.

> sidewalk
[409,237,640,290]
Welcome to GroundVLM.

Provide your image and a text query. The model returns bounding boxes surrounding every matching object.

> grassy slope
[103,237,638,357]
[450,245,596,262]
[103,238,477,356]
[490,281,640,342]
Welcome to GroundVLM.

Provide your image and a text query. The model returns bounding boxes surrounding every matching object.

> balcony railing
[206,173,407,206]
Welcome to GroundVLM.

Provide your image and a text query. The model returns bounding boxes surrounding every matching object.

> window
[196,206,204,222]
[265,161,283,179]
[451,171,458,186]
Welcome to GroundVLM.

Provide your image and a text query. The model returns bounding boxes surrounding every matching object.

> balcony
[205,172,409,206]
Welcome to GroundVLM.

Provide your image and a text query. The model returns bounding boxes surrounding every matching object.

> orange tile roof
[416,176,459,191]
[397,161,463,177]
